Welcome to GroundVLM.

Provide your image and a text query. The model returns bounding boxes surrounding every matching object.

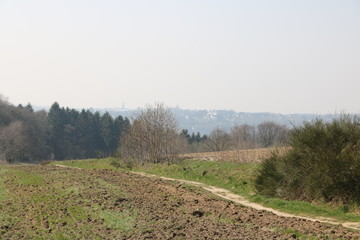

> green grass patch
[11,169,44,186]
[99,209,135,232]
[0,164,139,239]
[51,158,121,170]
[135,159,258,197]
[250,195,360,222]
[50,232,71,240]
[0,168,7,202]
[68,205,88,221]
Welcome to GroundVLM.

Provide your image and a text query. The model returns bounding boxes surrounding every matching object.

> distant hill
[33,105,336,134]
[88,107,334,134]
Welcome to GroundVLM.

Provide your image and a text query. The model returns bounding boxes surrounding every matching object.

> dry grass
[182,147,290,163]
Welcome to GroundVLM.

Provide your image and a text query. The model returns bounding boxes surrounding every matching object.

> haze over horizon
[1,1,359,114]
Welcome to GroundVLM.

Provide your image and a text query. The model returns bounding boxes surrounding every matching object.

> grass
[250,195,360,222]
[0,165,139,239]
[52,157,120,170]
[0,168,10,229]
[54,158,360,223]
[0,168,7,202]
[11,169,44,186]
[99,209,135,232]
[137,160,257,196]
[138,160,360,222]
[68,205,88,221]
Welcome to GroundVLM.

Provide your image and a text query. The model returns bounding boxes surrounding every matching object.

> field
[181,147,290,162]
[0,162,359,239]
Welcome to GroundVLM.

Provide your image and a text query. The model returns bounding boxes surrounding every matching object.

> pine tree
[48,102,67,160]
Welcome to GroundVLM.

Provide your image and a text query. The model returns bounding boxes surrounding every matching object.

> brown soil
[134,172,360,232]
[1,165,359,239]
[182,147,290,163]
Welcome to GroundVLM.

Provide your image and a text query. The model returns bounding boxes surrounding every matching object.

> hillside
[33,105,336,134]
[91,108,335,134]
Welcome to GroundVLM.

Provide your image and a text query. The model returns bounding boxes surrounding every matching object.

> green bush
[255,115,360,203]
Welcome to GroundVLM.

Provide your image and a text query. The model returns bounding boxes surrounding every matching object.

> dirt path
[1,164,358,239]
[54,164,360,231]
[132,172,360,231]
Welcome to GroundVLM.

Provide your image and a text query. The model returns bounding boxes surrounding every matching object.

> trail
[53,164,360,231]
[132,172,360,231]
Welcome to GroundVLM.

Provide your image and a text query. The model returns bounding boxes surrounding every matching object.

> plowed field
[0,165,358,239]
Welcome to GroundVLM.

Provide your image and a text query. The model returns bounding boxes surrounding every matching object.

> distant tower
[122,102,125,109]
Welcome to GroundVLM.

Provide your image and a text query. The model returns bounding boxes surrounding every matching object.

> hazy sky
[1,0,359,114]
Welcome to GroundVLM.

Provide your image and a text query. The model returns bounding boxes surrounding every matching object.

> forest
[0,96,290,163]
[0,97,129,162]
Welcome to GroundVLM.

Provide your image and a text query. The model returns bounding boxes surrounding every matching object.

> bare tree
[0,94,8,104]
[120,103,182,164]
[0,121,27,163]
[257,121,289,148]
[205,127,232,152]
[230,124,257,149]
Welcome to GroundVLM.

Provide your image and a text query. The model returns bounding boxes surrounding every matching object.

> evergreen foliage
[180,129,208,144]
[0,99,129,162]
[48,102,130,160]
[255,115,360,203]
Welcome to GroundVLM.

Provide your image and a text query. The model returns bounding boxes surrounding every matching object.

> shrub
[110,158,134,170]
[255,115,360,203]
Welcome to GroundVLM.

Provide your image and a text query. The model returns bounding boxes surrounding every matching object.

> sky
[0,0,359,114]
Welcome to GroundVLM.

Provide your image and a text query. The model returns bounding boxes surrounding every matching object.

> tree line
[48,102,129,160]
[119,104,360,204]
[181,121,289,153]
[0,96,129,162]
[0,96,289,163]
[119,103,290,164]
